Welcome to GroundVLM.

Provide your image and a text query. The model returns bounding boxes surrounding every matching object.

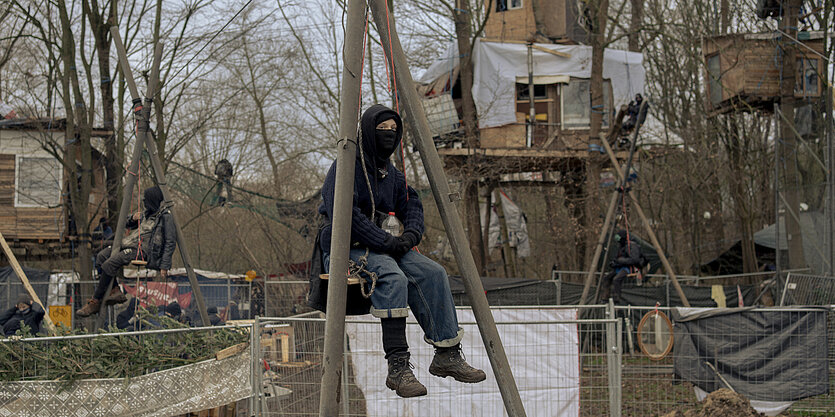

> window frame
[794,56,820,98]
[496,0,522,12]
[559,78,612,130]
[14,155,63,208]
[706,53,723,105]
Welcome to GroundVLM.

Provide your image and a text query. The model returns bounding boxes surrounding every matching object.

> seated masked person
[77,186,176,317]
[312,104,486,398]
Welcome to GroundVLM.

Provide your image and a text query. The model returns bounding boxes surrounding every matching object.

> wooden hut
[702,31,827,114]
[0,118,108,245]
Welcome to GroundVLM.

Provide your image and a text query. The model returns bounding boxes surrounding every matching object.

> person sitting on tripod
[77,186,177,317]
[601,230,644,303]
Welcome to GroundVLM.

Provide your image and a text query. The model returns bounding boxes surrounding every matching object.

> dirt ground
[659,388,764,417]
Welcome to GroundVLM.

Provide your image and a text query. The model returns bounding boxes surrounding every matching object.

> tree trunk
[57,0,94,285]
[453,0,486,268]
[586,0,608,267]
[464,180,485,274]
[780,0,807,270]
[628,0,642,52]
[89,0,120,228]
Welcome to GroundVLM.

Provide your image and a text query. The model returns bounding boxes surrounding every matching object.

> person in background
[0,294,45,336]
[600,230,645,303]
[77,186,177,317]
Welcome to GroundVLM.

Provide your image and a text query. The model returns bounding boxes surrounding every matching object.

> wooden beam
[599,139,691,307]
[0,230,57,335]
[438,147,628,158]
[481,38,572,58]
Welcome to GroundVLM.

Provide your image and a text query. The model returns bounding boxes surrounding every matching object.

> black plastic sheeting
[671,307,830,402]
[0,266,51,309]
[449,277,758,308]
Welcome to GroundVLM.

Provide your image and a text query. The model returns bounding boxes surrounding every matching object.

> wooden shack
[0,119,108,243]
[702,32,827,113]
[484,0,586,44]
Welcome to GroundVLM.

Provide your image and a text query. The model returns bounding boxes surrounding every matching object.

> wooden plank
[215,342,248,360]
[0,230,57,335]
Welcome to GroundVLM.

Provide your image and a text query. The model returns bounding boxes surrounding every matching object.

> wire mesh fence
[613,305,834,416]
[780,273,835,306]
[0,325,252,416]
[252,307,621,417]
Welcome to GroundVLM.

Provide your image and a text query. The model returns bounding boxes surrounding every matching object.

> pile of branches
[0,309,249,384]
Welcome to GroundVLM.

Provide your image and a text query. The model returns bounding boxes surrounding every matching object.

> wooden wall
[0,128,108,241]
[483,0,538,41]
[703,34,826,108]
[0,153,63,240]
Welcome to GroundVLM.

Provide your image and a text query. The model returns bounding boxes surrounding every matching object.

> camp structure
[702,31,828,114]
[418,40,644,159]
[0,118,109,258]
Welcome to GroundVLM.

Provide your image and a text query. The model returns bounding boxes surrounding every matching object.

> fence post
[606,300,622,417]
[250,317,262,416]
[556,278,562,305]
[342,332,350,416]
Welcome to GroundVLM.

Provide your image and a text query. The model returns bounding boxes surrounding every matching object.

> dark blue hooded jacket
[318,104,424,254]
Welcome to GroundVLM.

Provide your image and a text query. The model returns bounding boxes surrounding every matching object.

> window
[15,156,62,207]
[516,83,547,100]
[497,0,522,12]
[707,54,722,105]
[560,78,611,129]
[795,58,819,97]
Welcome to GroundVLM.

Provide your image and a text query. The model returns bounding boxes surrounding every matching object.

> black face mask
[375,129,398,159]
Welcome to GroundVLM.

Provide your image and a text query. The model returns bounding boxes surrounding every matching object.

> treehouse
[702,31,828,114]
[0,118,108,253]
[484,0,587,44]
[417,39,643,174]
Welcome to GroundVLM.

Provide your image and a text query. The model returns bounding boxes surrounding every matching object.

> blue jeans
[325,249,463,347]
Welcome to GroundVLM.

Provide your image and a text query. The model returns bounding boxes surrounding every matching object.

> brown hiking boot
[103,286,127,306]
[429,344,486,383]
[76,298,101,317]
[386,353,427,398]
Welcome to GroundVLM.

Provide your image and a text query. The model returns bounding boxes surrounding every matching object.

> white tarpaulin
[345,308,579,417]
[481,191,531,257]
[416,40,644,128]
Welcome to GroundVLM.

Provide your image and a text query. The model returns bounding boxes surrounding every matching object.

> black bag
[306,225,372,315]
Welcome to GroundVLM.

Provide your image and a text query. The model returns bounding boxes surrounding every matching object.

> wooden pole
[599,138,690,306]
[369,1,527,414]
[0,231,57,335]
[110,29,211,326]
[318,0,366,414]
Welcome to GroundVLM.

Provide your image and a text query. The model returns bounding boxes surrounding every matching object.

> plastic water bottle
[381,212,404,237]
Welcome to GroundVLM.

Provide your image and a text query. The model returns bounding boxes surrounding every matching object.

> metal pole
[605,299,621,417]
[110,29,211,327]
[527,43,535,148]
[253,316,262,416]
[599,138,691,306]
[249,316,258,415]
[775,104,782,285]
[318,0,366,414]
[368,1,527,415]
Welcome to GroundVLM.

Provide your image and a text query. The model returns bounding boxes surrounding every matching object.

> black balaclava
[616,229,629,246]
[143,186,164,217]
[359,104,403,171]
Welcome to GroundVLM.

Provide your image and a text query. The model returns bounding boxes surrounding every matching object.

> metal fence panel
[253,309,620,416]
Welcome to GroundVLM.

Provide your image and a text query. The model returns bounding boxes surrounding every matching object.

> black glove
[391,231,421,258]
[401,230,421,248]
[382,234,400,256]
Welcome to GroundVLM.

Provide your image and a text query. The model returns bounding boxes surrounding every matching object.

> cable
[167,0,255,84]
